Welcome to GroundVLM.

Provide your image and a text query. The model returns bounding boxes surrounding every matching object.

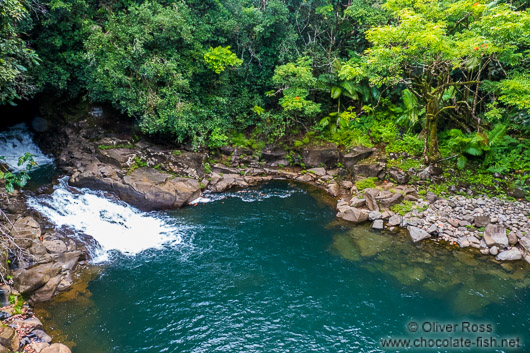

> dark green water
[37,182,529,353]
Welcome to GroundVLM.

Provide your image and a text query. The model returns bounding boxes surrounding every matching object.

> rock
[41,343,72,353]
[353,163,385,178]
[427,224,438,235]
[13,262,62,294]
[377,192,404,209]
[474,216,490,227]
[302,146,339,168]
[489,246,499,256]
[122,168,201,210]
[96,148,136,168]
[261,149,287,162]
[326,183,339,197]
[372,220,384,230]
[388,167,410,184]
[496,248,523,261]
[43,239,67,254]
[11,216,41,239]
[341,147,375,169]
[407,226,431,243]
[448,218,459,228]
[337,207,370,223]
[308,167,326,177]
[519,236,530,252]
[28,342,50,353]
[349,197,365,208]
[0,326,19,351]
[296,174,314,182]
[507,232,518,245]
[483,224,509,248]
[368,211,382,221]
[363,188,379,211]
[30,275,62,303]
[425,192,438,203]
[387,215,402,226]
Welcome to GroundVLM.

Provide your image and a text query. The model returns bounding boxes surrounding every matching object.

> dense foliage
[0,0,529,191]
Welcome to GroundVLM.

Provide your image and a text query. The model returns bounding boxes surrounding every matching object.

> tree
[339,0,530,163]
[0,0,40,105]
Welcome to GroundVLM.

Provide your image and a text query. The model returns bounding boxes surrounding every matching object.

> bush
[356,177,378,190]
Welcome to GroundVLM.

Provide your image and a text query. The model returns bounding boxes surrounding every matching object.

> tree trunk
[423,97,442,164]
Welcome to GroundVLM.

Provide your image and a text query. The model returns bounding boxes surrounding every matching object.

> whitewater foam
[0,123,53,171]
[27,179,182,262]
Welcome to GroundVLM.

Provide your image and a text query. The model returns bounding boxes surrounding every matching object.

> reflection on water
[331,227,530,315]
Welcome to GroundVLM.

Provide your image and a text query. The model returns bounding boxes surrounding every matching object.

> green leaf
[5,183,14,193]
[331,86,342,99]
[464,146,483,156]
[457,155,467,170]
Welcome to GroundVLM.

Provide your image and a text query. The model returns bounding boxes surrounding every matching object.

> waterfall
[27,178,182,262]
[0,123,53,171]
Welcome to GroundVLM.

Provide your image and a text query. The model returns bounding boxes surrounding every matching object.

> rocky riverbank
[0,108,529,351]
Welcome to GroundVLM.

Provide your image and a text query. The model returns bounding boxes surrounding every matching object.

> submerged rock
[496,248,523,261]
[337,207,369,223]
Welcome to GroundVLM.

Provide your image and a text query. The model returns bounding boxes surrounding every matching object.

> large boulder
[121,168,201,210]
[30,275,62,303]
[363,188,380,211]
[13,262,62,294]
[353,163,385,178]
[483,224,509,248]
[496,248,523,261]
[377,192,404,208]
[337,207,370,223]
[96,148,137,168]
[407,226,431,243]
[341,147,375,169]
[301,146,339,168]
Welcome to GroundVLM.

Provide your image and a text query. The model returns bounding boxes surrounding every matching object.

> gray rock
[350,197,366,208]
[388,167,410,184]
[496,248,523,261]
[0,326,19,351]
[341,147,375,169]
[369,211,382,221]
[302,146,339,168]
[41,343,72,353]
[326,183,339,197]
[353,163,385,178]
[474,216,490,227]
[372,220,384,230]
[483,224,509,248]
[489,246,499,256]
[363,188,380,211]
[308,167,326,177]
[427,224,438,234]
[13,262,62,294]
[377,192,404,208]
[426,192,438,203]
[337,207,370,223]
[519,236,530,252]
[11,216,41,239]
[387,215,402,226]
[407,226,431,243]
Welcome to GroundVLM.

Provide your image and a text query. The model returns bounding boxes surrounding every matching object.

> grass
[356,177,378,191]
[98,143,134,150]
[390,200,416,216]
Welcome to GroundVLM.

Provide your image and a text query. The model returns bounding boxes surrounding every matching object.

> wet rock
[496,248,523,261]
[483,224,509,248]
[0,326,19,351]
[474,216,490,227]
[407,226,431,243]
[30,275,62,303]
[388,167,410,184]
[337,207,370,223]
[13,262,62,294]
[353,163,385,178]
[372,220,384,230]
[326,183,339,197]
[301,146,339,168]
[341,147,375,169]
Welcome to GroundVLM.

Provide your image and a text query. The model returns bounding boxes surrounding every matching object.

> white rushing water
[27,178,182,262]
[0,123,53,171]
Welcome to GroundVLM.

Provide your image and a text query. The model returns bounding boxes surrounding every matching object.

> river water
[1,124,529,353]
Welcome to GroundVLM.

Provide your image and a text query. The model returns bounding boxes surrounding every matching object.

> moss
[390,200,416,216]
[127,157,147,175]
[355,177,378,191]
